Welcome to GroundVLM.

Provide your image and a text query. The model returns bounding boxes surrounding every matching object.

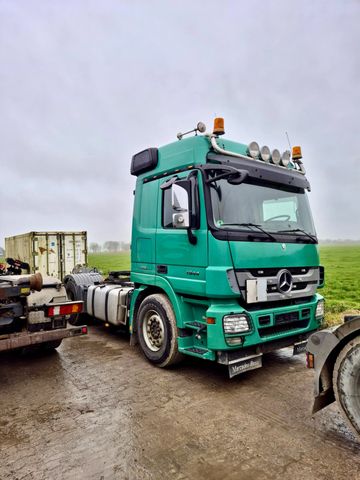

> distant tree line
[89,241,130,253]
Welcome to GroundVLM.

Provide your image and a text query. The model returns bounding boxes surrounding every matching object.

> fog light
[315,299,324,318]
[223,314,250,334]
[281,150,291,167]
[260,145,271,162]
[226,337,243,346]
[271,149,281,165]
[248,141,260,159]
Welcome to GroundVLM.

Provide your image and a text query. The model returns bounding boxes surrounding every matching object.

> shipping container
[5,231,87,280]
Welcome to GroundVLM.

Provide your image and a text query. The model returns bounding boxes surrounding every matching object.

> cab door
[155,170,207,296]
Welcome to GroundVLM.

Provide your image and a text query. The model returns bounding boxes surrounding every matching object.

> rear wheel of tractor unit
[333,335,360,435]
[64,278,87,326]
[137,294,183,368]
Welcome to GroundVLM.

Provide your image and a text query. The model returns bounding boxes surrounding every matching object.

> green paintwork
[129,134,323,360]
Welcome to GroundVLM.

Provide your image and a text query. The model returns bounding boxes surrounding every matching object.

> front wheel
[333,335,360,435]
[136,294,183,368]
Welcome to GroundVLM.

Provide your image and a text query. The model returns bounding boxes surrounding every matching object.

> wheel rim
[142,309,165,352]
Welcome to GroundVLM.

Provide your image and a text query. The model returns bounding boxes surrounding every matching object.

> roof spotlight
[281,150,291,167]
[271,149,281,165]
[260,145,271,162]
[248,141,260,159]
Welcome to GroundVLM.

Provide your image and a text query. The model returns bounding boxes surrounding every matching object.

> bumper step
[180,345,214,360]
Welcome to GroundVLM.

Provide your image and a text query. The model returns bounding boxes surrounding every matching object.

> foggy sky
[0,0,359,245]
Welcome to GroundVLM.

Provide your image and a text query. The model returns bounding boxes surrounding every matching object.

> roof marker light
[260,146,271,162]
[271,149,281,165]
[248,141,260,159]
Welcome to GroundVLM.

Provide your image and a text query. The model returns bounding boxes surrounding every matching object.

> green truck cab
[66,119,324,377]
[128,120,324,376]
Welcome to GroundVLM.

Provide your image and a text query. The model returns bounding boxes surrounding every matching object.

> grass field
[318,245,360,325]
[1,246,359,326]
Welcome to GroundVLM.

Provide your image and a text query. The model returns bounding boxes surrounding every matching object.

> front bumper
[206,294,324,351]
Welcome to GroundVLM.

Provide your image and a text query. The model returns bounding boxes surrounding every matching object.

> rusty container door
[60,232,87,279]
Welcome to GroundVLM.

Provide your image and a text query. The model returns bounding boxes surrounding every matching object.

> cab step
[185,346,208,355]
[184,321,207,331]
[180,346,215,360]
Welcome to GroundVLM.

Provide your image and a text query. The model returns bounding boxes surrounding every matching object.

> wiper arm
[277,228,317,243]
[221,223,277,242]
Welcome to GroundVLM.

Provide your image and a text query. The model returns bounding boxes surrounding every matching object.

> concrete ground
[0,325,359,480]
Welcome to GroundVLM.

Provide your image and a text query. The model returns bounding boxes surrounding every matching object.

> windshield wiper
[276,228,317,243]
[220,223,277,242]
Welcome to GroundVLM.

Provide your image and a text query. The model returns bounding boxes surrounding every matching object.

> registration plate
[293,341,307,355]
[228,355,263,378]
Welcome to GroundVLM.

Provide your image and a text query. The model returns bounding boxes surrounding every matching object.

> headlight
[260,145,271,162]
[248,141,260,159]
[271,149,281,165]
[223,314,250,334]
[315,299,325,318]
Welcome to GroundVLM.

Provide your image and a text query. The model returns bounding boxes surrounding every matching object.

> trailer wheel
[137,294,183,367]
[333,335,360,435]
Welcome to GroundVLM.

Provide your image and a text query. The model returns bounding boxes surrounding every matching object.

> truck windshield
[209,179,317,240]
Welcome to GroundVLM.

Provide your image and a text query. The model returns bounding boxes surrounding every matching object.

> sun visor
[207,152,311,191]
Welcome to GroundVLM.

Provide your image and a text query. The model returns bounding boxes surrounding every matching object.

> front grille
[267,281,309,294]
[247,267,310,277]
[275,311,299,325]
[259,319,310,338]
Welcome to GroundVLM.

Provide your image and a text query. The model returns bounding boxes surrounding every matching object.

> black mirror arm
[187,228,197,245]
[160,176,178,190]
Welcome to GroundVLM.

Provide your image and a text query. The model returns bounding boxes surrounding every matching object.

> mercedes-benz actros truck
[65,118,324,377]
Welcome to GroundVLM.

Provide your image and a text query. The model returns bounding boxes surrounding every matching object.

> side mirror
[171,184,190,228]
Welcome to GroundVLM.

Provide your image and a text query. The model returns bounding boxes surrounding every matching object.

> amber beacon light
[213,117,225,136]
[292,145,302,160]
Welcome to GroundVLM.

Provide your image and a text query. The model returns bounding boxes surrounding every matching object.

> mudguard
[307,316,360,413]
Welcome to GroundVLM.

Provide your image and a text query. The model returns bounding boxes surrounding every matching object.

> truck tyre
[137,294,183,368]
[64,278,86,326]
[39,340,63,351]
[333,335,360,435]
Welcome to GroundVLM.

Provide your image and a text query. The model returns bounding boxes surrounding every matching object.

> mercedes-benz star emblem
[277,269,293,294]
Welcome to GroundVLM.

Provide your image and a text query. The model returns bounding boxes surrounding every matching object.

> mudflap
[228,354,263,378]
[293,340,308,356]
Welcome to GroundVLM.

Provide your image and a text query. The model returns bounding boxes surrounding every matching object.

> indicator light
[306,352,314,368]
[46,302,83,317]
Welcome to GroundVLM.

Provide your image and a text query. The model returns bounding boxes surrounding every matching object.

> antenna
[285,131,292,150]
